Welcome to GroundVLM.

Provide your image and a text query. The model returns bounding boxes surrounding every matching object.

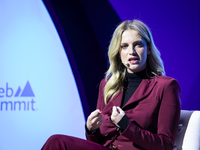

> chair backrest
[173,110,200,150]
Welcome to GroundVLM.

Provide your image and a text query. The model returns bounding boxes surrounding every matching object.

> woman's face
[120,29,150,73]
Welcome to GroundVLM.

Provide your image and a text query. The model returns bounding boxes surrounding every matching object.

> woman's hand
[111,106,125,126]
[86,109,102,132]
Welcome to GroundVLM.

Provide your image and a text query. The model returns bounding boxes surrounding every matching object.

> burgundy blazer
[86,75,181,150]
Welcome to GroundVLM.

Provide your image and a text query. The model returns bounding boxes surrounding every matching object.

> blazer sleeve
[121,78,181,150]
[85,79,105,144]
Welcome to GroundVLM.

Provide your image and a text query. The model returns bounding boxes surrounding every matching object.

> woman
[42,20,181,150]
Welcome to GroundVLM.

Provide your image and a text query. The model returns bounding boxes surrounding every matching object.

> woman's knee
[42,134,67,150]
[47,134,66,142]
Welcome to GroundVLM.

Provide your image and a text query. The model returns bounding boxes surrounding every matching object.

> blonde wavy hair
[104,20,165,104]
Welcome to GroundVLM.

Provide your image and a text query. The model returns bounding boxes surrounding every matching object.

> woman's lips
[128,57,139,64]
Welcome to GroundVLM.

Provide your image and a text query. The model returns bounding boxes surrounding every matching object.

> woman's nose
[128,46,136,54]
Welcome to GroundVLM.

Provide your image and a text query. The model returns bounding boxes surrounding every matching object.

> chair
[173,110,200,150]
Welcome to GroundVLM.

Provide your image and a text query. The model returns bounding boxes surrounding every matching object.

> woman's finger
[88,109,101,121]
[112,106,119,115]
[116,106,124,115]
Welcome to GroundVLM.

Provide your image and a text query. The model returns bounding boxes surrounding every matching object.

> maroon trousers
[41,134,110,150]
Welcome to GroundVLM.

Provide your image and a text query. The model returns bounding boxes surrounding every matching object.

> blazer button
[112,145,117,149]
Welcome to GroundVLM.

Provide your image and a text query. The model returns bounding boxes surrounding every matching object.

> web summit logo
[0,81,37,111]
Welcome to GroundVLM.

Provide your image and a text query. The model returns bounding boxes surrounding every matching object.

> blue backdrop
[108,0,200,110]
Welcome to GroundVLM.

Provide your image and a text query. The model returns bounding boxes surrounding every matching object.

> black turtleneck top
[118,69,146,132]
[121,70,145,107]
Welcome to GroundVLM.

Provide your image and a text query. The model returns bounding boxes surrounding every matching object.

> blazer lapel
[102,77,157,113]
[122,78,157,108]
[102,90,123,115]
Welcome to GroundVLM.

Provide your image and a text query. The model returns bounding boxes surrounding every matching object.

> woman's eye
[120,44,128,49]
[135,42,144,47]
[133,42,144,47]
